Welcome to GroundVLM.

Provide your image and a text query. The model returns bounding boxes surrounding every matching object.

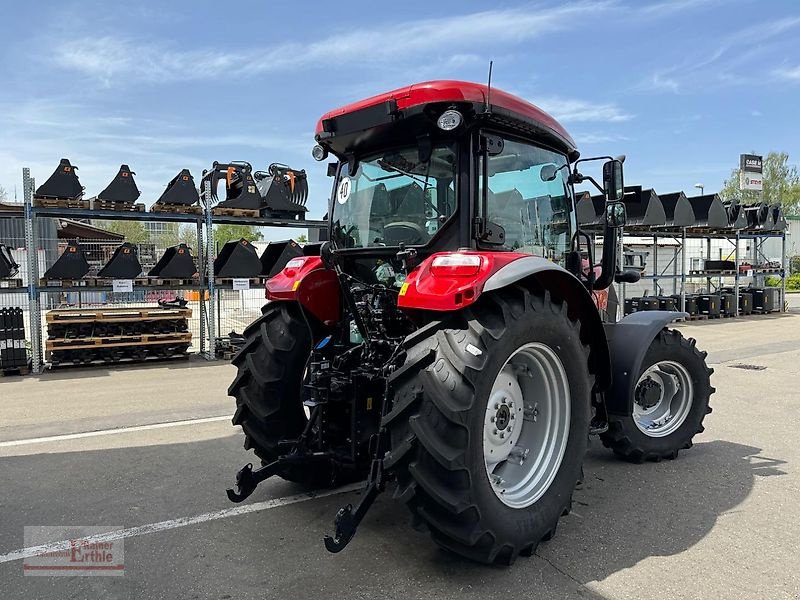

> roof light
[311,144,328,161]
[437,109,463,131]
[431,254,482,277]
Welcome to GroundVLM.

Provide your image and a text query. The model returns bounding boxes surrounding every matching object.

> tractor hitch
[226,461,282,503]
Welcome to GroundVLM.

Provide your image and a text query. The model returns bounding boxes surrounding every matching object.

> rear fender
[603,311,687,416]
[484,256,612,392]
[266,256,341,325]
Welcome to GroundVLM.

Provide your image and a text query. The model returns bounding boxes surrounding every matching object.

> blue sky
[1,0,798,238]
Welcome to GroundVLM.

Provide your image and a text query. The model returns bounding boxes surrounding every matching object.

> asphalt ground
[1,311,798,599]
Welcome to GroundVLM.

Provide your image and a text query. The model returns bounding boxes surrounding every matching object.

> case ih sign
[739,153,763,191]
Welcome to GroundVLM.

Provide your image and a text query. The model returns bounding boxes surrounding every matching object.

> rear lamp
[430,254,482,277]
[312,144,328,161]
[437,109,463,131]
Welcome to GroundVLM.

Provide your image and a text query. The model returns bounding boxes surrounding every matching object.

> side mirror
[540,164,558,182]
[602,159,624,201]
[605,201,626,228]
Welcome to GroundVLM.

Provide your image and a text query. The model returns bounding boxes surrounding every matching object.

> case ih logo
[740,154,763,173]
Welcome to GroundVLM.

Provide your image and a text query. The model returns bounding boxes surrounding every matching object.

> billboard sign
[739,154,763,191]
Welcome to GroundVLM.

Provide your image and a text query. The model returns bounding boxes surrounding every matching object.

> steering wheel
[383,221,430,246]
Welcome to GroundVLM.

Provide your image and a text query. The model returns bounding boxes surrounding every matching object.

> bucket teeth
[35,158,84,200]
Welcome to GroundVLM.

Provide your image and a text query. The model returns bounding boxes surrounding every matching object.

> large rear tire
[383,286,594,565]
[600,329,714,462]
[229,302,332,485]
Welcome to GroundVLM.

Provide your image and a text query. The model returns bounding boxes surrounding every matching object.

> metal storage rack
[0,168,327,372]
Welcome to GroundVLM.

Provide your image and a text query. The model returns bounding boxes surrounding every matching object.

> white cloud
[535,97,634,123]
[50,3,616,84]
[774,66,800,81]
[575,132,631,145]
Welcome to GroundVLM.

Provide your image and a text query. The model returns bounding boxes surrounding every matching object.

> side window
[479,137,573,264]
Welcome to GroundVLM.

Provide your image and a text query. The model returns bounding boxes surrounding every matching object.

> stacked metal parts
[202,161,308,219]
[0,308,28,373]
[46,306,192,367]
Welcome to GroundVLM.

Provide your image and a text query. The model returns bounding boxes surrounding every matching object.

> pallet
[0,278,24,289]
[48,352,189,368]
[46,332,192,351]
[1,365,30,377]
[686,314,709,321]
[146,277,200,287]
[85,277,150,287]
[150,203,204,215]
[214,277,264,286]
[46,306,191,324]
[39,278,91,288]
[33,197,90,209]
[91,200,146,212]
[211,207,260,218]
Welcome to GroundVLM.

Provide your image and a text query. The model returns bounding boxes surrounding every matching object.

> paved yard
[0,312,798,599]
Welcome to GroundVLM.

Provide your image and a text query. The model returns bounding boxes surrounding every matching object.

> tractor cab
[313,80,625,293]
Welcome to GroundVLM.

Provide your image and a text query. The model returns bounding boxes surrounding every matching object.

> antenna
[485,60,493,114]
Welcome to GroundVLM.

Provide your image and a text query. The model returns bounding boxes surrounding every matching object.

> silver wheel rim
[483,342,571,509]
[632,361,694,437]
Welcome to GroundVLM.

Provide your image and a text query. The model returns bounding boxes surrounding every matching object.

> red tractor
[226,80,714,564]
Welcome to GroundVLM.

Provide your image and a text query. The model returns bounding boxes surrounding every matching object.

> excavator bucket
[0,244,19,278]
[98,242,142,279]
[575,191,606,228]
[744,202,769,229]
[687,193,728,229]
[256,163,309,218]
[34,158,84,200]
[43,241,90,280]
[211,163,263,210]
[149,244,198,278]
[259,239,303,278]
[657,192,694,228]
[617,187,666,227]
[723,198,748,229]
[97,164,141,204]
[214,239,262,278]
[770,204,787,231]
[155,169,200,206]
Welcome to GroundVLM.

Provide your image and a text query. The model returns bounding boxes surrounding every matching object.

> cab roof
[315,80,576,154]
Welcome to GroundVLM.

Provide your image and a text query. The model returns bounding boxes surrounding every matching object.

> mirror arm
[592,221,618,290]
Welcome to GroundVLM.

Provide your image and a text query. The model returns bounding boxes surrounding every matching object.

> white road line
[0,415,232,448]
[0,482,362,564]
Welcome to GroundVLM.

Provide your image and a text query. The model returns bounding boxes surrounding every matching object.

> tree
[177,224,199,251]
[720,152,800,215]
[104,220,149,243]
[296,233,308,244]
[214,224,263,247]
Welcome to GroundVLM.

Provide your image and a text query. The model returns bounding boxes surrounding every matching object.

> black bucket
[619,187,666,227]
[687,194,728,229]
[149,244,198,278]
[156,169,200,206]
[98,242,142,278]
[97,164,141,203]
[259,240,303,278]
[744,203,769,229]
[214,239,262,278]
[256,164,309,218]
[658,192,695,228]
[218,166,263,210]
[770,204,787,231]
[576,192,606,228]
[723,198,748,229]
[43,241,90,279]
[0,244,19,278]
[35,158,83,200]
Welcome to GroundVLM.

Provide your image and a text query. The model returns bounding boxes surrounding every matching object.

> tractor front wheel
[383,286,593,564]
[600,329,714,462]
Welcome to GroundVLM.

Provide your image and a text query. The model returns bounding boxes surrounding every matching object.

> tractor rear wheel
[383,286,593,565]
[600,329,714,462]
[229,302,333,486]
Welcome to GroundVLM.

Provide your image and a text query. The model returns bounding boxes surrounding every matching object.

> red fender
[266,256,341,325]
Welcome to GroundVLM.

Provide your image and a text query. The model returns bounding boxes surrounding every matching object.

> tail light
[283,257,308,277]
[430,254,482,277]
